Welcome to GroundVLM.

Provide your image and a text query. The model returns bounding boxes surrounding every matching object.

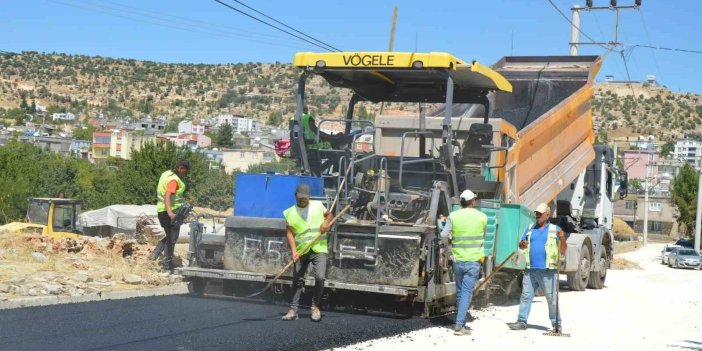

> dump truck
[0,198,83,239]
[177,52,625,316]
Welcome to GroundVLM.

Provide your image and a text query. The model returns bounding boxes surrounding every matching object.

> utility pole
[696,162,702,252]
[643,162,649,246]
[379,6,398,116]
[569,1,642,52]
[570,5,581,56]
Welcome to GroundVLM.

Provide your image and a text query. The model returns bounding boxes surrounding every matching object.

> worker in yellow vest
[281,183,333,322]
[507,203,567,333]
[440,189,487,336]
[151,160,189,272]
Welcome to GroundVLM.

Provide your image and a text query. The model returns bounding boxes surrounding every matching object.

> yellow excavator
[1,198,83,239]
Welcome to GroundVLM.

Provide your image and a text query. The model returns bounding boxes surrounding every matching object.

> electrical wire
[228,0,341,52]
[545,0,613,51]
[628,44,702,55]
[637,10,662,79]
[49,0,313,51]
[213,0,338,52]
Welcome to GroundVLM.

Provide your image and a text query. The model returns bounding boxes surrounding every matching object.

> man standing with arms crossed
[507,203,567,333]
[440,189,487,336]
[281,184,333,322]
[153,160,189,273]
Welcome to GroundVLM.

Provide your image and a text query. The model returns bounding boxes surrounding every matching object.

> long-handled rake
[544,251,571,337]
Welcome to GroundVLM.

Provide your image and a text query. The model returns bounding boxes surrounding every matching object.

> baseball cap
[459,189,476,202]
[534,203,550,214]
[295,183,311,199]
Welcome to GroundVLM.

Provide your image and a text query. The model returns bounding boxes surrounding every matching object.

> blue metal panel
[233,173,323,219]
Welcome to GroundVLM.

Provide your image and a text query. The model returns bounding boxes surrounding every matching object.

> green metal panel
[494,204,535,270]
[479,201,500,257]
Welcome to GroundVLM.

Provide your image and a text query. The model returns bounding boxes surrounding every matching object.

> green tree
[215,123,234,148]
[73,125,94,141]
[268,111,282,127]
[246,159,295,173]
[671,163,699,237]
[4,108,25,126]
[629,178,643,192]
[660,140,675,158]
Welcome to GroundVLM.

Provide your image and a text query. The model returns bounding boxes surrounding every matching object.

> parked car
[675,239,694,248]
[661,244,682,265]
[668,247,702,269]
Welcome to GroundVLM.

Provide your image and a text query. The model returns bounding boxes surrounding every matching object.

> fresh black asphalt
[0,295,444,351]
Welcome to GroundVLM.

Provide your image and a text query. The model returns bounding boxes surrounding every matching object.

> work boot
[453,326,471,336]
[310,306,322,322]
[507,321,527,330]
[552,324,563,333]
[281,308,298,321]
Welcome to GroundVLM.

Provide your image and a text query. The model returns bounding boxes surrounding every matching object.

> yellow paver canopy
[293,52,512,103]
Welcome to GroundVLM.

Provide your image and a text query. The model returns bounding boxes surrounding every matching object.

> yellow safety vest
[524,223,560,269]
[283,200,328,254]
[156,170,185,212]
[301,114,332,150]
[449,207,487,262]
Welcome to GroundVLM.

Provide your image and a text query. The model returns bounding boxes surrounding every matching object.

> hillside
[1,51,700,139]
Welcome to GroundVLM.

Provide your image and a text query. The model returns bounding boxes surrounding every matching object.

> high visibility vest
[283,200,328,254]
[449,207,487,262]
[524,223,560,269]
[156,170,185,212]
[300,114,332,150]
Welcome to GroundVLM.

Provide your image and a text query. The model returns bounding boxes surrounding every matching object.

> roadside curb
[0,283,189,310]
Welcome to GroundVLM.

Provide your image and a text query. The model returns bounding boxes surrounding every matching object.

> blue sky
[2,0,701,93]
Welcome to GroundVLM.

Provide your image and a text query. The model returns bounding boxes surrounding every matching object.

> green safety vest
[524,223,560,269]
[283,200,328,254]
[449,207,487,262]
[156,170,185,212]
[297,114,332,150]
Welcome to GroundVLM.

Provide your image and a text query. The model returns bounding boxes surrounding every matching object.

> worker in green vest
[440,189,487,336]
[507,203,567,333]
[281,183,333,322]
[151,160,189,272]
[291,113,343,176]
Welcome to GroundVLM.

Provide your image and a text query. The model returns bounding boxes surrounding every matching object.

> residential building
[0,134,72,155]
[52,112,76,122]
[69,139,91,159]
[213,113,235,127]
[657,159,683,195]
[628,135,657,151]
[221,146,279,173]
[129,116,167,133]
[672,138,702,170]
[622,149,659,181]
[178,120,206,135]
[109,129,157,160]
[169,133,212,149]
[614,193,679,237]
[92,131,112,162]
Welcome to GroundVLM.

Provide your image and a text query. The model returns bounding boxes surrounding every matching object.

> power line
[637,10,662,79]
[49,0,313,51]
[545,0,613,51]
[228,0,341,52]
[629,44,702,55]
[213,0,338,52]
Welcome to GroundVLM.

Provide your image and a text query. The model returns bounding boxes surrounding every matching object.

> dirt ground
[335,242,702,351]
[0,231,188,300]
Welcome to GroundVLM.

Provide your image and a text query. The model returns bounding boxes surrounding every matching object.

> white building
[178,120,206,135]
[629,135,657,151]
[52,112,76,121]
[213,114,261,134]
[672,138,702,170]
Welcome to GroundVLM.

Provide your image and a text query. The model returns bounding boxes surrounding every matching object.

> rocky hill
[1,51,700,139]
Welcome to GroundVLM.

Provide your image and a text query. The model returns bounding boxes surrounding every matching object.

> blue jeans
[454,260,482,328]
[517,269,561,327]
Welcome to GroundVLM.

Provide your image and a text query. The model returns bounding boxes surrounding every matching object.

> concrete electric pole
[643,162,649,246]
[695,163,702,252]
[570,5,581,56]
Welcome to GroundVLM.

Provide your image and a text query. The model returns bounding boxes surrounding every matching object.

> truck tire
[187,278,206,296]
[567,245,590,291]
[587,248,607,289]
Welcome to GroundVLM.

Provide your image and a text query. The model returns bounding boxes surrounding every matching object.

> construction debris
[0,230,185,301]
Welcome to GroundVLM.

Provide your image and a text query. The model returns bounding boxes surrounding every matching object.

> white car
[661,244,682,264]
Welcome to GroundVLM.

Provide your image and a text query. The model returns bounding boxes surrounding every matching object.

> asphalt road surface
[0,294,438,351]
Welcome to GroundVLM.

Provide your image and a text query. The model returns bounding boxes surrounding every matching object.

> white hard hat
[460,189,476,202]
[535,203,550,214]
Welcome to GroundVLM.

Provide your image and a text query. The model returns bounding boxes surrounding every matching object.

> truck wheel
[187,278,206,296]
[587,248,607,289]
[567,245,590,291]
